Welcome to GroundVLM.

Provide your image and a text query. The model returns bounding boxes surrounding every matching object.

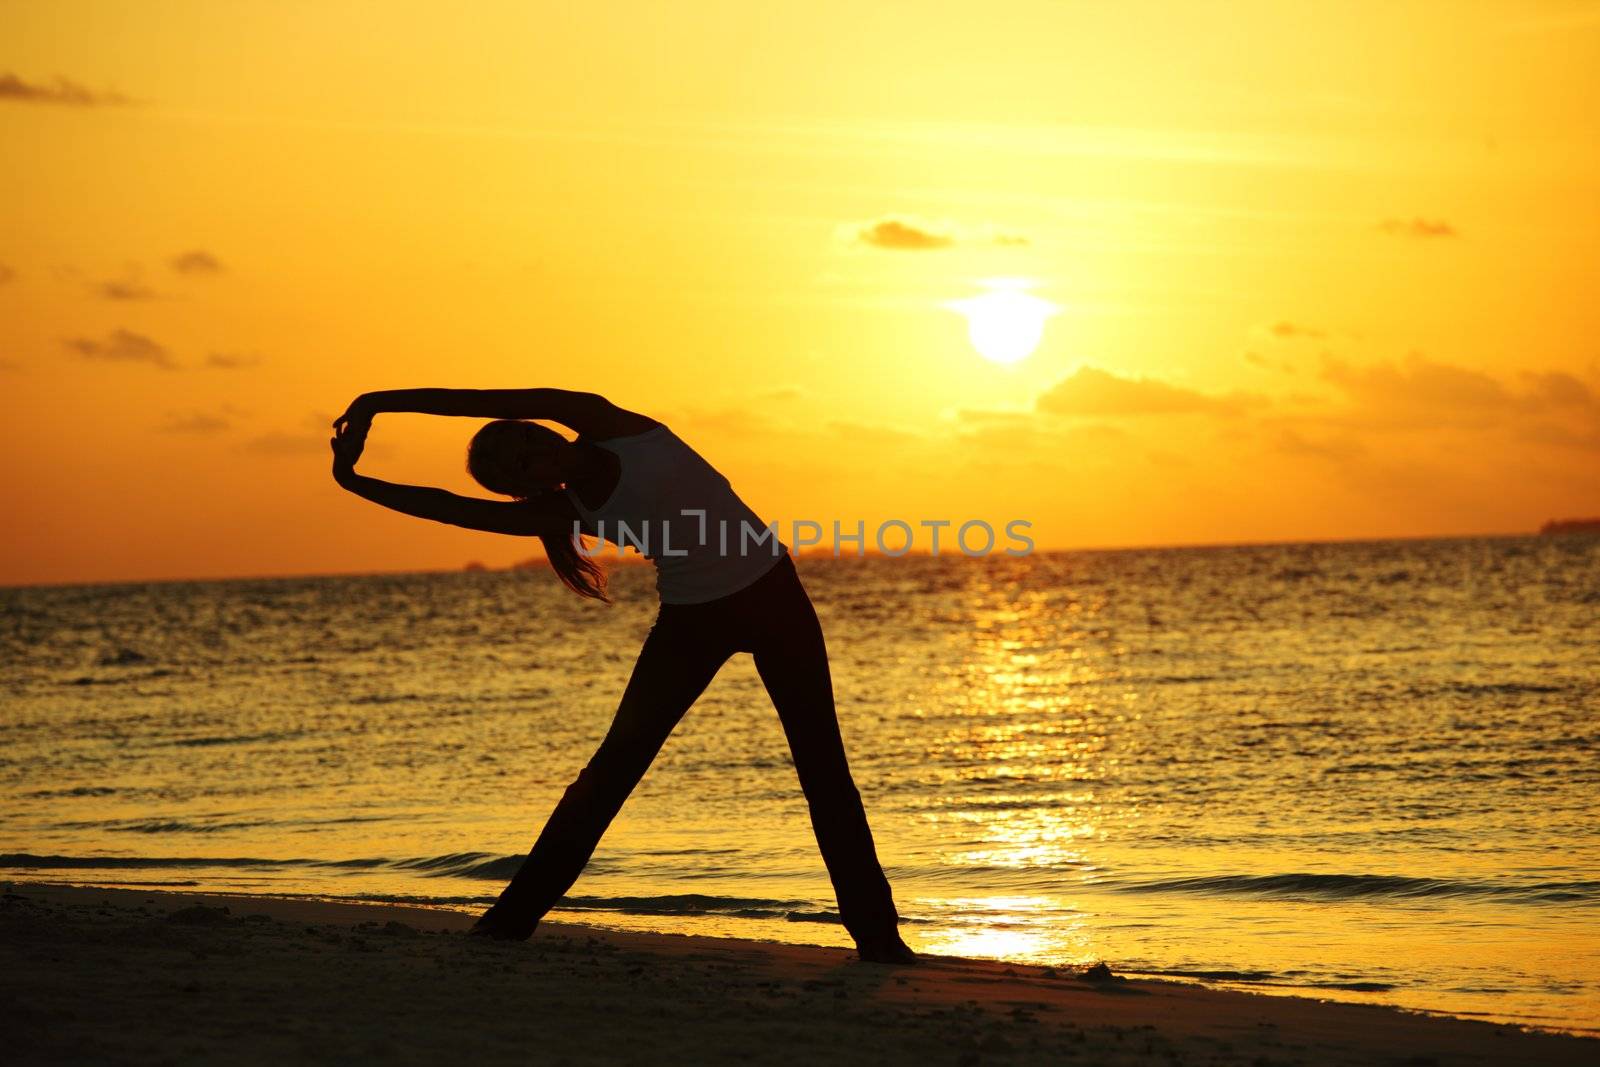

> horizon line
[2,526,1586,593]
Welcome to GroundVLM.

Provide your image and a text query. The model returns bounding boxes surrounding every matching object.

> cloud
[93,279,157,301]
[854,216,954,250]
[1519,370,1599,412]
[63,329,175,369]
[158,412,230,435]
[0,265,15,285]
[1267,321,1325,340]
[240,431,325,455]
[843,215,1028,251]
[206,351,263,370]
[1037,366,1258,417]
[757,385,804,402]
[245,415,392,459]
[1320,352,1512,413]
[1379,217,1458,239]
[1517,422,1600,453]
[170,250,224,275]
[1257,354,1600,464]
[0,72,132,107]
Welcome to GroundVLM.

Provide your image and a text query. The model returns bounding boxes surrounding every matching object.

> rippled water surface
[3,536,1597,1032]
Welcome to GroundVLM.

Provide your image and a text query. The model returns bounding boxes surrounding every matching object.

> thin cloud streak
[93,280,158,301]
[0,72,132,107]
[845,215,1029,251]
[1379,217,1458,239]
[1038,366,1261,417]
[158,412,231,435]
[63,329,176,369]
[206,352,263,370]
[171,250,225,275]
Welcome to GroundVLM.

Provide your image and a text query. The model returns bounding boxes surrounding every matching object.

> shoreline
[4,882,1594,1065]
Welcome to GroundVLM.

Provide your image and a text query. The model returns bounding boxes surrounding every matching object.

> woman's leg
[749,574,913,962]
[475,615,730,938]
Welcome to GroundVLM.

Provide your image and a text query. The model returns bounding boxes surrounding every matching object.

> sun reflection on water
[912,895,1100,964]
[896,580,1127,965]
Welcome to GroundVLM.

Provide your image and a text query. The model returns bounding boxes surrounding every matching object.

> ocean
[3,536,1596,1033]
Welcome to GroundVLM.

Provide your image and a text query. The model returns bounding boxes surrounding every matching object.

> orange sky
[3,1,1598,585]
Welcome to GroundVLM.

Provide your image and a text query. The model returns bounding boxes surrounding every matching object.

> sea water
[3,536,1596,1033]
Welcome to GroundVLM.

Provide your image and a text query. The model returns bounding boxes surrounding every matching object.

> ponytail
[537,520,610,602]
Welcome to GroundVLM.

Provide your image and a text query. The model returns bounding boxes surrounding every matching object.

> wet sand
[3,882,1593,1065]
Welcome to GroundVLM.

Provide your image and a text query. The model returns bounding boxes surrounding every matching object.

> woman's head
[466,419,609,602]
[466,419,568,498]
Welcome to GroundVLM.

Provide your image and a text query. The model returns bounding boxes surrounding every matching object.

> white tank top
[564,424,788,604]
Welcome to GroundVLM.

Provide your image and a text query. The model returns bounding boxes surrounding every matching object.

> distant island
[1539,517,1600,536]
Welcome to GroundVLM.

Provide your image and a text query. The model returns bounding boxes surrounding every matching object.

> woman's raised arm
[338,474,573,536]
[335,388,655,439]
[329,422,572,536]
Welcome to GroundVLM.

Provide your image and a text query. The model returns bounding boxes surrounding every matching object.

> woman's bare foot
[856,932,919,964]
[468,904,538,941]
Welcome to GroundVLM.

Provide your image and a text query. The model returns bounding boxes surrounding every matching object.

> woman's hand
[331,394,375,486]
[330,419,368,485]
[333,393,377,436]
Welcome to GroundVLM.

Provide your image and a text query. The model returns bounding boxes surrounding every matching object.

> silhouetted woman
[330,388,915,963]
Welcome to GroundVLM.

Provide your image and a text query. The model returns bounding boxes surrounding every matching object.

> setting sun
[948,280,1060,365]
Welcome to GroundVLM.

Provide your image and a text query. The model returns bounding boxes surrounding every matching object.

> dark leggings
[488,553,902,945]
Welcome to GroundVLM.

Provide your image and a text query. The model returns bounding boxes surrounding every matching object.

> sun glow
[948,279,1060,365]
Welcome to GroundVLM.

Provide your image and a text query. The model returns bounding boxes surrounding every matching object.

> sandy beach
[2,882,1592,1065]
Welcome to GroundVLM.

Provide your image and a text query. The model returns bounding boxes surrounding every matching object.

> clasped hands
[329,395,375,483]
